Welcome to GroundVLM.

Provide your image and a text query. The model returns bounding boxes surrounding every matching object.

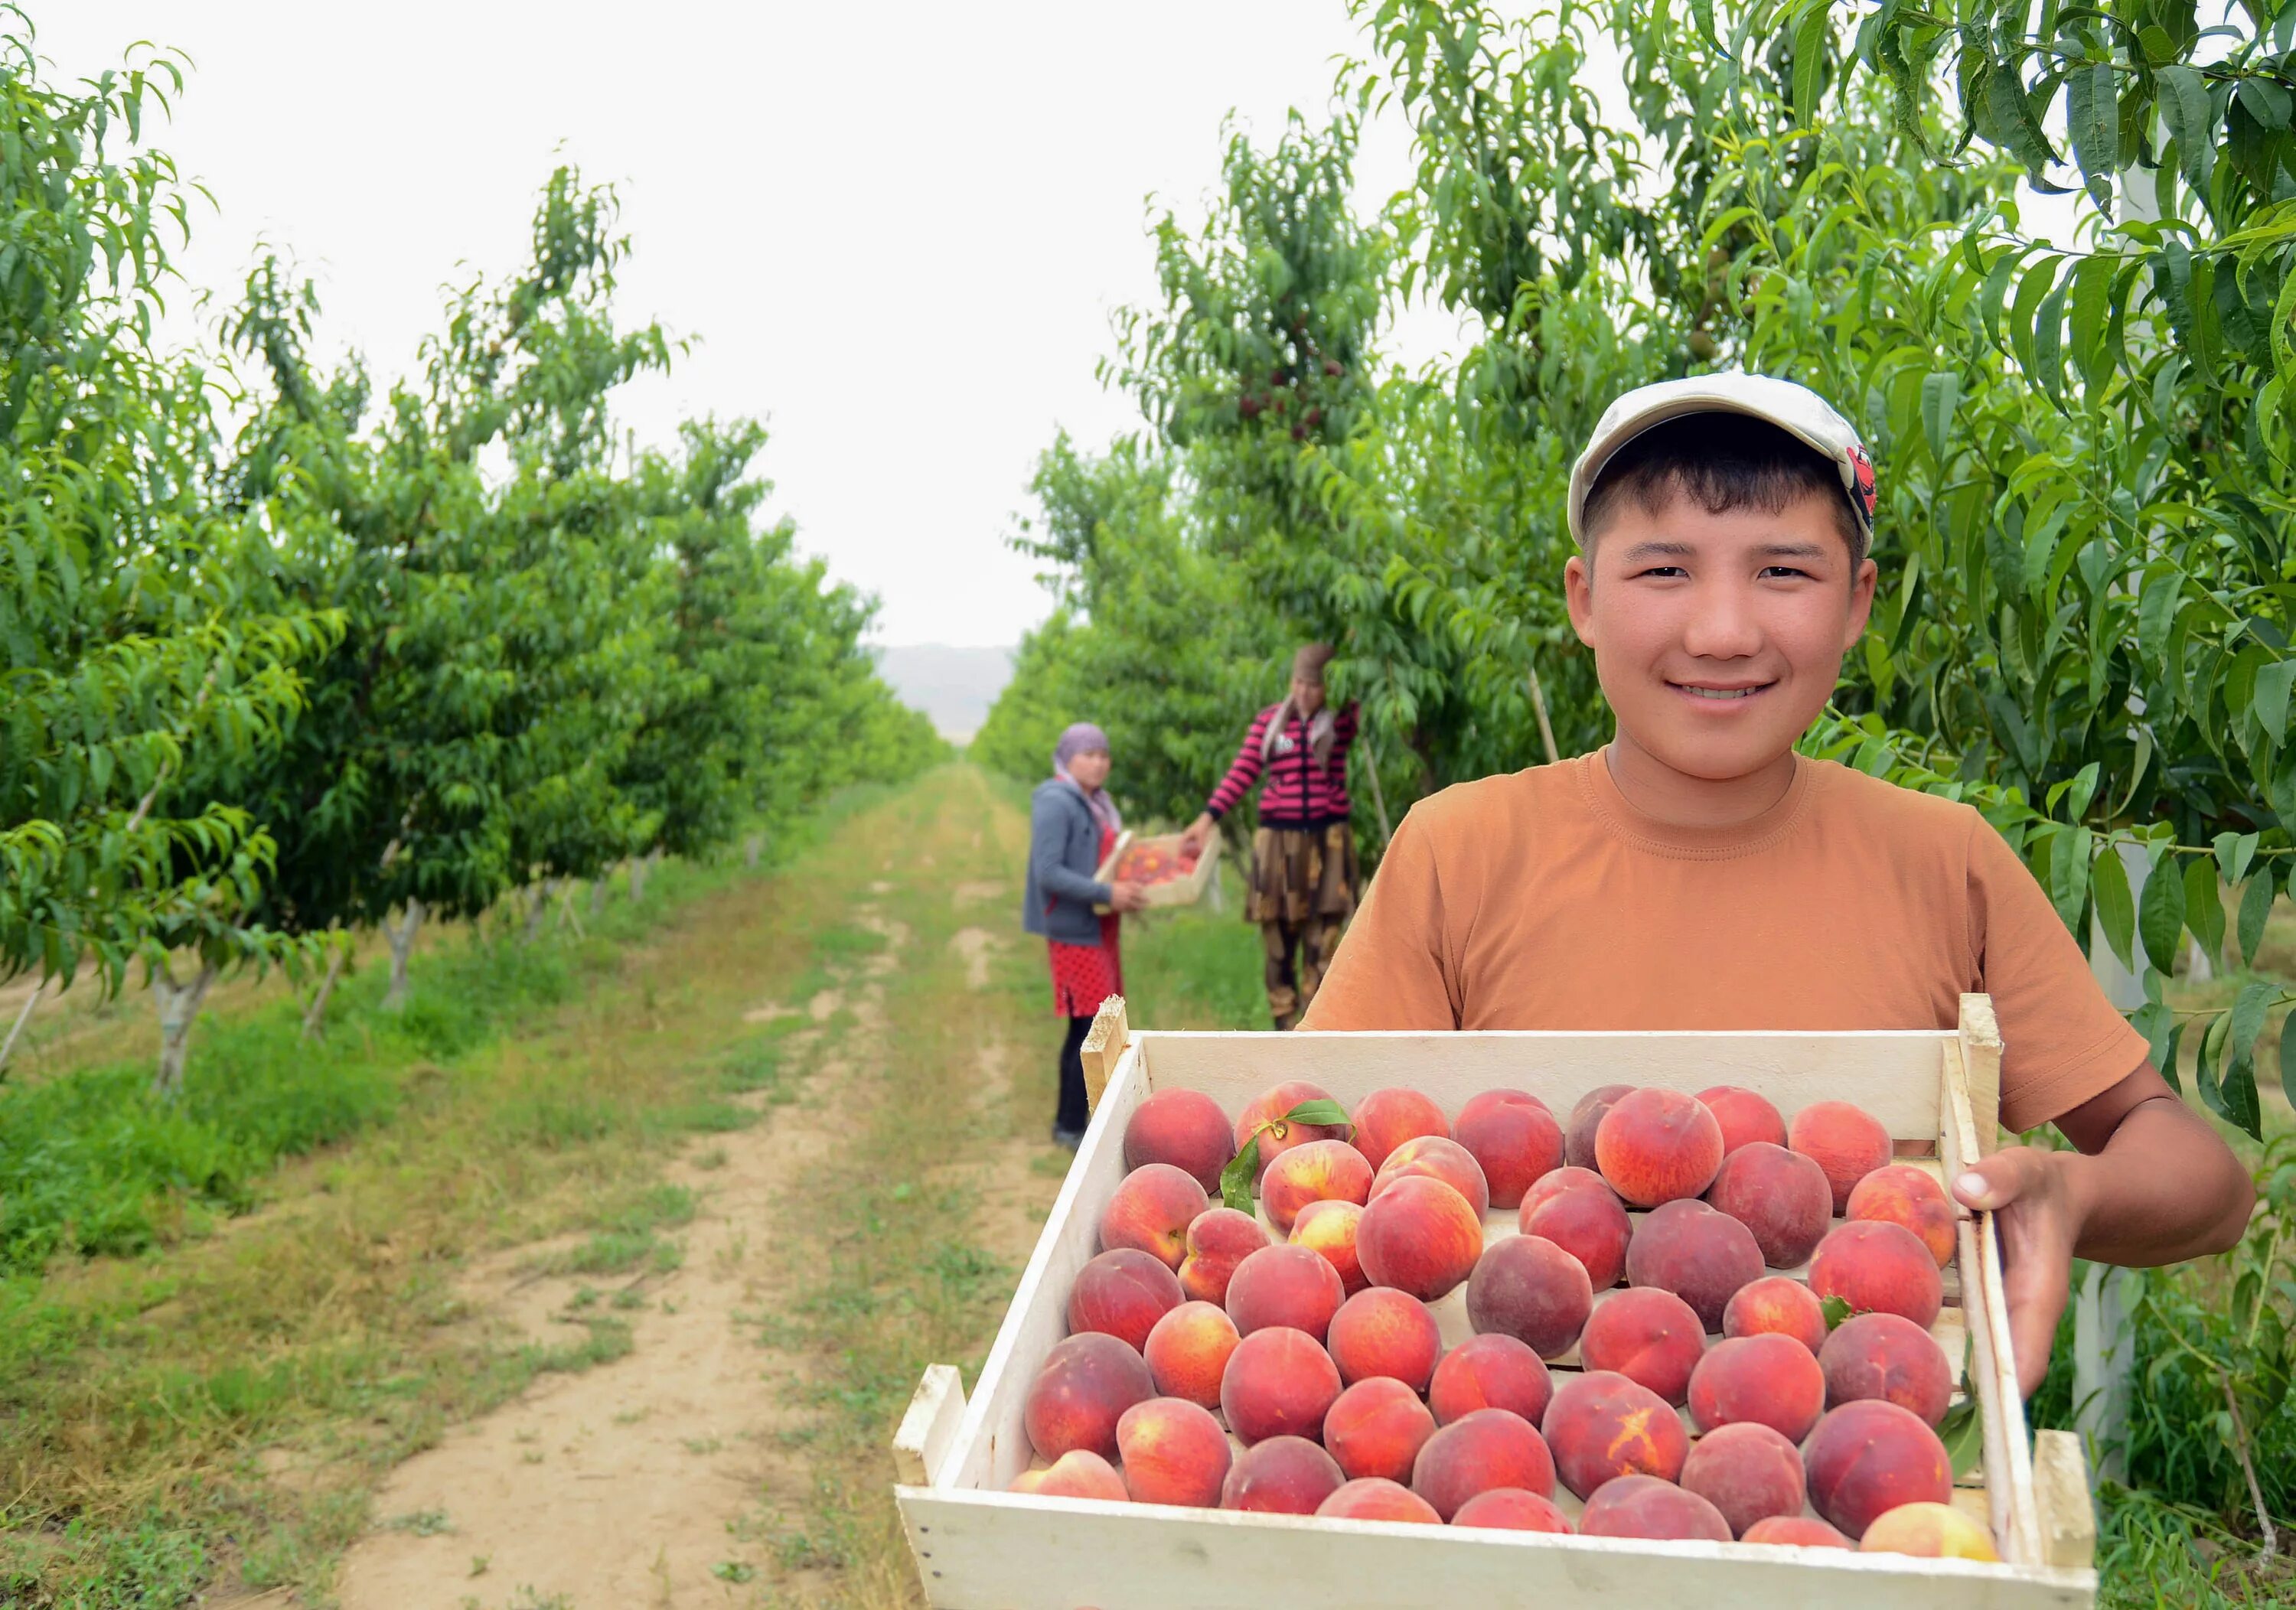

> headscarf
[1053,722,1123,834]
[1263,644,1339,773]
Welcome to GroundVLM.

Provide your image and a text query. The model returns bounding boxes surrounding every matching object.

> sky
[39,2,1473,649]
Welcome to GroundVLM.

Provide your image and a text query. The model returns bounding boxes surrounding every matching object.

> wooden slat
[1958,992,2004,1151]
[1079,996,1130,1114]
[893,1364,967,1488]
[2032,1430,2098,1569]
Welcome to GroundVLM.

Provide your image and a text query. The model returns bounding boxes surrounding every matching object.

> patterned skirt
[1247,821,1360,926]
[1048,913,1124,1018]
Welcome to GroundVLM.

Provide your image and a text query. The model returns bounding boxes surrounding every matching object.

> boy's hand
[1952,1147,2089,1400]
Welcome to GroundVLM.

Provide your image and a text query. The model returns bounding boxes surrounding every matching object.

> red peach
[1453,1089,1564,1210]
[1789,1100,1895,1214]
[1235,1080,1348,1182]
[1847,1164,1958,1268]
[1686,1332,1825,1442]
[1697,1085,1787,1155]
[1326,1286,1442,1392]
[1821,1312,1955,1426]
[1316,1477,1442,1524]
[1349,1087,1451,1170]
[1521,1185,1632,1290]
[1808,1221,1945,1330]
[1143,1300,1240,1410]
[1261,1138,1374,1234]
[1117,1396,1232,1507]
[1009,1448,1128,1501]
[1859,1501,2001,1560]
[1521,1165,1616,1217]
[1411,1407,1556,1520]
[1220,1326,1343,1445]
[1595,1087,1726,1207]
[1577,1286,1706,1406]
[1176,1207,1269,1306]
[1742,1515,1854,1548]
[1565,1084,1633,1170]
[1355,1175,1484,1302]
[1427,1333,1552,1427]
[1219,1435,1346,1514]
[1623,1198,1764,1331]
[1067,1248,1184,1351]
[1541,1370,1689,1498]
[1724,1276,1829,1354]
[1578,1473,1733,1541]
[1225,1243,1345,1338]
[1705,1142,1834,1269]
[1098,1162,1209,1269]
[1124,1087,1234,1193]
[1289,1198,1366,1294]
[1322,1377,1438,1484]
[1450,1488,1574,1533]
[1024,1331,1154,1461]
[1680,1420,1806,1537]
[1464,1234,1592,1359]
[1803,1400,1955,1538]
[1371,1135,1492,1220]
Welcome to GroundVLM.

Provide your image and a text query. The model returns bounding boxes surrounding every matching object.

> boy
[1302,372,2253,1395]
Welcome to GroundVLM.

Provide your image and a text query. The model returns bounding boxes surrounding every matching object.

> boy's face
[1564,486,1877,785]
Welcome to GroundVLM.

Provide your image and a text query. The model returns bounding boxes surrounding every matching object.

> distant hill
[873,644,1016,743]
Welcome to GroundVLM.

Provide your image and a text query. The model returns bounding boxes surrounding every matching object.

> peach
[1453,1088,1563,1209]
[1596,1087,1725,1206]
[1678,1420,1805,1537]
[1261,1138,1373,1234]
[1410,1408,1556,1520]
[1724,1275,1830,1354]
[1316,1477,1441,1524]
[1577,1474,1733,1541]
[1521,1165,1616,1217]
[1355,1175,1484,1301]
[1859,1500,2001,1560]
[1067,1248,1184,1351]
[1289,1198,1366,1293]
[1847,1164,1958,1268]
[1464,1234,1592,1359]
[1143,1300,1241,1410]
[1577,1286,1705,1405]
[1009,1448,1128,1501]
[1326,1287,1442,1391]
[1225,1243,1345,1338]
[1697,1084,1787,1155]
[1024,1331,1153,1461]
[1521,1181,1632,1290]
[1789,1100,1894,1214]
[1322,1377,1437,1483]
[1803,1399,1954,1538]
[1742,1514,1854,1548]
[1220,1325,1343,1445]
[1808,1221,1945,1330]
[1541,1370,1688,1498]
[1705,1142,1833,1269]
[1235,1079,1347,1181]
[1098,1163,1209,1269]
[1687,1333,1825,1441]
[1124,1087,1234,1193]
[1565,1084,1632,1169]
[1371,1136,1492,1219]
[1219,1435,1346,1514]
[1349,1087,1451,1169]
[1820,1312,1955,1426]
[1623,1198,1764,1331]
[1117,1396,1232,1507]
[1450,1488,1574,1533]
[1427,1333,1552,1426]
[1176,1207,1269,1305]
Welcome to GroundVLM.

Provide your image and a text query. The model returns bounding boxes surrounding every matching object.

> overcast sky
[41,2,1474,648]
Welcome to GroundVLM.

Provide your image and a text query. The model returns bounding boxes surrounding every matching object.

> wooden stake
[1079,996,1130,1114]
[0,976,47,1078]
[1528,666,1561,765]
[1356,735,1395,845]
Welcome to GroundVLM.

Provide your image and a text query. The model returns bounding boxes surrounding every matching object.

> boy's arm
[1952,1061,2254,1397]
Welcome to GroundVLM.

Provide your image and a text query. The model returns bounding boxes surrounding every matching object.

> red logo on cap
[1848,444,1877,520]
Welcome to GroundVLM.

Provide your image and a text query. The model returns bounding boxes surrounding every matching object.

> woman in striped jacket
[1179,644,1360,1029]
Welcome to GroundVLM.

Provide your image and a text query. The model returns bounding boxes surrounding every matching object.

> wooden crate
[892,996,2099,1608]
[1092,829,1221,911]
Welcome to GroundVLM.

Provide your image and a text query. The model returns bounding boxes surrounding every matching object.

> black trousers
[1056,1014,1094,1134]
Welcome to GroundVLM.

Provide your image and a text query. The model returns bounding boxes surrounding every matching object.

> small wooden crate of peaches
[891,996,2098,1609]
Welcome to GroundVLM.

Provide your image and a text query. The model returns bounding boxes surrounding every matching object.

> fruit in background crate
[1577,1286,1704,1405]
[1288,1198,1366,1293]
[1143,1301,1241,1410]
[1577,1474,1733,1542]
[1326,1287,1442,1391]
[1742,1515,1853,1548]
[1176,1208,1268,1305]
[1411,1407,1557,1520]
[1696,1085,1787,1155]
[1371,1135,1492,1219]
[1322,1377,1437,1484]
[1316,1477,1442,1524]
[1024,1331,1155,1461]
[1220,1436,1345,1514]
[1820,1312,1955,1426]
[1847,1164,1958,1268]
[1098,1163,1209,1269]
[1595,1087,1726,1206]
[1808,1221,1945,1329]
[1789,1100,1894,1214]
[1623,1198,1764,1331]
[1453,1087,1564,1208]
[1349,1087,1451,1170]
[1542,1370,1690,1498]
[1704,1141,1833,1268]
[1124,1088,1234,1193]
[1066,1249,1183,1351]
[1116,1397,1232,1507]
[1232,1080,1349,1184]
[1858,1501,2001,1560]
[1007,1449,1129,1501]
[1261,1138,1373,1233]
[1450,1488,1574,1533]
[1427,1334,1552,1427]
[1225,1243,1345,1338]
[1723,1276,1830,1354]
[1686,1333,1825,1441]
[1520,1180,1632,1290]
[1464,1234,1593,1358]
[1678,1421,1806,1538]
[1355,1175,1484,1301]
[1220,1326,1343,1444]
[1564,1084,1632,1170]
[1802,1399,1955,1538]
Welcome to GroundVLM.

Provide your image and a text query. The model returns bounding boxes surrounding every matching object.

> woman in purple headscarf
[1024,722,1148,1146]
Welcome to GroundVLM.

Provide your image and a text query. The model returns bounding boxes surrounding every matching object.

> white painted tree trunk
[383,900,423,1011]
[745,833,764,871]
[591,878,608,917]
[2073,1261,2135,1481]
[523,878,559,943]
[0,975,49,1077]
[152,961,218,1099]
[300,944,348,1041]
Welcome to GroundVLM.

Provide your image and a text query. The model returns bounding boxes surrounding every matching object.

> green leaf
[1792,0,1831,125]
[2255,659,2296,741]
[1921,370,1960,463]
[2139,851,2189,973]
[2066,60,2121,205]
[2132,999,2176,1074]
[1939,1393,1985,1478]
[2157,65,2217,193]
[2186,857,2227,961]
[2049,825,2093,932]
[1219,1135,1261,1213]
[2215,830,2262,887]
[1819,1293,1854,1331]
[2229,979,2274,1080]
[2281,1007,2296,1114]
[2063,761,2100,823]
[2093,841,2137,970]
[1283,1099,1353,1133]
[2239,869,2276,965]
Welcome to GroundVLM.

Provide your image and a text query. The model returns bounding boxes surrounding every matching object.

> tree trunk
[591,878,608,917]
[383,900,423,1011]
[300,944,349,1042]
[629,855,652,903]
[0,974,49,1079]
[744,834,764,871]
[523,878,559,943]
[152,961,219,1099]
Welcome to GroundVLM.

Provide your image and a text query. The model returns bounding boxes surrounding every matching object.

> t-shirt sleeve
[1299,806,1459,1030]
[1965,816,2151,1133]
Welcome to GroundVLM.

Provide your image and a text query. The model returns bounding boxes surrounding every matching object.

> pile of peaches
[1014,1077,1997,1561]
[1111,840,1200,885]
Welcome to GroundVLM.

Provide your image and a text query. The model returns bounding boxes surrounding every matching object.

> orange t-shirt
[1300,751,2149,1133]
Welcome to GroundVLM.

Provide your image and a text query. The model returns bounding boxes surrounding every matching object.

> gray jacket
[1024,778,1115,944]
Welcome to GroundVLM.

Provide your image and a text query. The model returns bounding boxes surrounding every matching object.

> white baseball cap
[1566,371,1877,547]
